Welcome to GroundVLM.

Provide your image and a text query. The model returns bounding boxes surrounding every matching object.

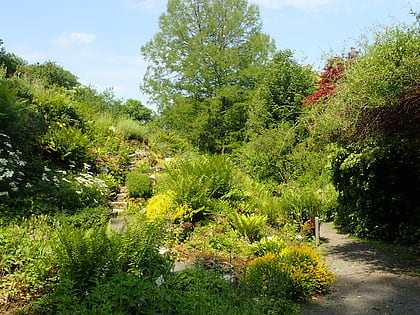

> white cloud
[251,0,336,9]
[52,32,96,45]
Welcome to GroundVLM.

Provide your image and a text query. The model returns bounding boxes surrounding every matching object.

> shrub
[117,118,147,141]
[41,125,92,167]
[119,213,172,278]
[158,154,237,220]
[239,123,297,185]
[278,186,324,224]
[125,170,153,198]
[330,139,420,243]
[0,82,23,135]
[0,133,28,199]
[242,246,335,301]
[54,223,121,292]
[145,191,193,223]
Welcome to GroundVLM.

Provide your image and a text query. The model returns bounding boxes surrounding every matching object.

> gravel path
[301,223,420,315]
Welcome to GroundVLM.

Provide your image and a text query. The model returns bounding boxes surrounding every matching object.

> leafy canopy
[141,0,275,110]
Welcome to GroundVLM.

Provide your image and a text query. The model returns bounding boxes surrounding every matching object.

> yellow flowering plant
[145,191,194,223]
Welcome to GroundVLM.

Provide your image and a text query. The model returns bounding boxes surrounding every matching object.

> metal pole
[315,217,320,246]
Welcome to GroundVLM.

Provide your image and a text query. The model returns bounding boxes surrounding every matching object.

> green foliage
[303,23,419,142]
[0,40,26,77]
[0,133,28,199]
[0,216,57,301]
[141,0,274,108]
[54,223,120,292]
[122,98,153,123]
[56,206,110,228]
[25,61,79,89]
[41,125,92,167]
[119,213,171,278]
[148,128,196,157]
[158,154,237,219]
[243,246,335,301]
[247,50,316,135]
[125,170,153,198]
[278,186,325,224]
[230,212,268,242]
[116,118,147,141]
[253,236,287,256]
[0,82,23,135]
[240,122,298,184]
[330,139,420,243]
[142,0,275,152]
[31,86,85,129]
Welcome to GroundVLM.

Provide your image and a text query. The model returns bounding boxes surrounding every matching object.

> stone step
[119,186,128,193]
[115,193,127,201]
[112,208,125,214]
[109,201,128,209]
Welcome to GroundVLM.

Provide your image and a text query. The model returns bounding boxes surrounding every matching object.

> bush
[125,170,153,198]
[0,82,23,135]
[145,191,193,223]
[117,118,147,141]
[158,154,237,220]
[278,186,325,224]
[119,213,172,278]
[41,125,92,167]
[239,123,298,185]
[54,224,121,292]
[330,139,420,243]
[242,246,335,301]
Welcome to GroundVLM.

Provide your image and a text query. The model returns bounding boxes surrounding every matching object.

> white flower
[42,173,50,182]
[0,158,8,165]
[25,183,33,188]
[18,160,27,166]
[155,275,165,287]
[0,191,9,197]
[3,170,14,178]
[44,166,51,172]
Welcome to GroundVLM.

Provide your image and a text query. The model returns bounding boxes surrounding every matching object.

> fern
[230,213,267,242]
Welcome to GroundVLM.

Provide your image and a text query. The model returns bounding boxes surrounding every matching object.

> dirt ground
[301,223,420,315]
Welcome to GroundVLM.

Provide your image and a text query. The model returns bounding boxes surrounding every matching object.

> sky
[1,0,418,110]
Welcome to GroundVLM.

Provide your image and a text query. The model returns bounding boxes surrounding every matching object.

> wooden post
[315,217,320,246]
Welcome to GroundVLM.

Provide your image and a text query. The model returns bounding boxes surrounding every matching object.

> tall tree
[246,50,316,136]
[141,0,275,152]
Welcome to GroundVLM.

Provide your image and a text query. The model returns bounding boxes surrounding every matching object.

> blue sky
[1,0,418,109]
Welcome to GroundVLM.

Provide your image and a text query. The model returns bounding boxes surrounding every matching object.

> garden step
[115,193,127,201]
[109,201,128,209]
[112,208,125,215]
[119,186,128,193]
